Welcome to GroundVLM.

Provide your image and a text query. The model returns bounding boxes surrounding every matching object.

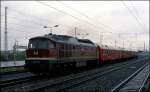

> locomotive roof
[30,34,96,47]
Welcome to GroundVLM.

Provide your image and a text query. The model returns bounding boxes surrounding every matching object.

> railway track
[2,58,146,92]
[1,58,148,92]
[0,70,26,75]
[0,75,38,88]
[36,59,148,92]
[111,63,149,92]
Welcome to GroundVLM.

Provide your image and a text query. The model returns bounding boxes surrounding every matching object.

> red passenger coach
[98,46,121,62]
[98,45,137,63]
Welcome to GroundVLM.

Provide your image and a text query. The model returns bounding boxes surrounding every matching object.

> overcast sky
[1,1,149,51]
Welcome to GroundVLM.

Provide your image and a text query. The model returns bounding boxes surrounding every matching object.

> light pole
[115,40,117,48]
[44,25,59,34]
[100,32,103,45]
[75,27,77,38]
[128,40,133,51]
[123,39,124,50]
[4,6,8,61]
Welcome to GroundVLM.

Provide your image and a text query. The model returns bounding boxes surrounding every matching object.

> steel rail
[138,65,149,92]
[111,63,148,92]
[51,60,148,92]
[2,57,148,92]
[0,75,37,88]
[18,58,147,92]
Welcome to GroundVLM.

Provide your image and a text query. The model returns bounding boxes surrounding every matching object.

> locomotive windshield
[28,38,54,49]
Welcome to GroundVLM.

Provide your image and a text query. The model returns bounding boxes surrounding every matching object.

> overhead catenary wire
[1,15,45,27]
[8,8,74,30]
[1,13,48,36]
[36,1,122,48]
[6,3,135,40]
[40,0,145,45]
[129,0,147,31]
[36,1,114,34]
[4,8,86,36]
[1,17,42,29]
[121,1,148,51]
[1,14,74,37]
[57,1,117,33]
[121,1,147,32]
[57,0,89,18]
[2,1,115,36]
[1,7,93,39]
[8,9,89,36]
[2,1,148,50]
[57,1,135,46]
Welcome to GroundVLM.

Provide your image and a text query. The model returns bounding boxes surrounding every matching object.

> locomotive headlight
[33,50,38,55]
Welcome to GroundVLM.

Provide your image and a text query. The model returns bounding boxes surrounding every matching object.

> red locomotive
[25,34,137,74]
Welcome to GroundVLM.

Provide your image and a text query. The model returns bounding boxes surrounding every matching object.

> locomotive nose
[26,49,50,58]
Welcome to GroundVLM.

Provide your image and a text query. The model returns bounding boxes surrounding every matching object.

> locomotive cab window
[28,38,54,49]
[49,41,55,48]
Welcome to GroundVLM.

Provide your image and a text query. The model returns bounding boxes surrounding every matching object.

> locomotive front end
[25,37,57,74]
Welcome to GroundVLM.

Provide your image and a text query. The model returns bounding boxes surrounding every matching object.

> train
[25,33,137,74]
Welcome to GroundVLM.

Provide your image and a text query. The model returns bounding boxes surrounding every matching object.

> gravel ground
[66,59,148,92]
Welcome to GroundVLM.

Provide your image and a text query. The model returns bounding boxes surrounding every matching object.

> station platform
[0,61,24,67]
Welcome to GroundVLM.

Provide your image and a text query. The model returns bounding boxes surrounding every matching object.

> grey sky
[1,1,149,51]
